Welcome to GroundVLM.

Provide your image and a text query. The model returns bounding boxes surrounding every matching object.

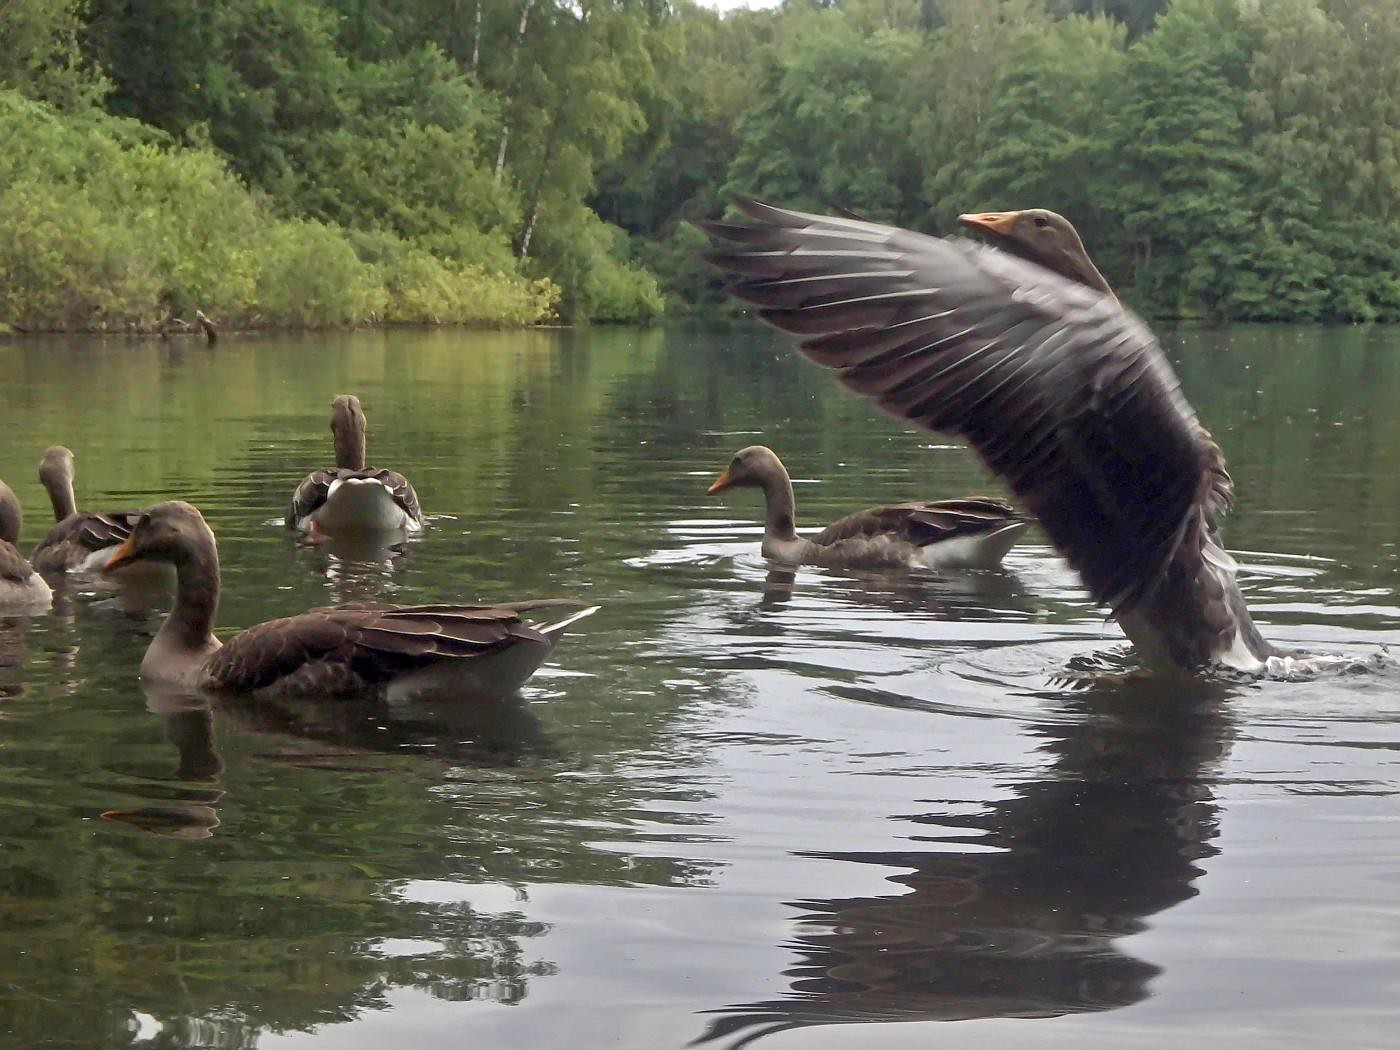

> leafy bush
[380,245,559,327]
[528,204,664,324]
[253,219,386,327]
[0,90,556,331]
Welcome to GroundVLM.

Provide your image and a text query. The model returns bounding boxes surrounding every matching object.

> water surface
[0,326,1397,1049]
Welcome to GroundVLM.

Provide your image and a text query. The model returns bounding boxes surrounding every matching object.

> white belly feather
[920,521,1027,570]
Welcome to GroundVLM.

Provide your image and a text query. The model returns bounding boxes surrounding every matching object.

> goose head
[104,501,216,573]
[707,445,789,495]
[38,445,77,520]
[958,209,1115,298]
[331,394,368,470]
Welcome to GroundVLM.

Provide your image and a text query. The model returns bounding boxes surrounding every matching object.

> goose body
[29,446,150,576]
[107,501,596,700]
[708,445,1024,570]
[287,395,423,535]
[0,479,52,608]
[701,200,1280,674]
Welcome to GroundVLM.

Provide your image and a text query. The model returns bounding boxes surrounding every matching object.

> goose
[105,501,598,699]
[29,446,145,574]
[287,394,424,535]
[0,479,52,608]
[700,199,1282,674]
[707,445,1025,569]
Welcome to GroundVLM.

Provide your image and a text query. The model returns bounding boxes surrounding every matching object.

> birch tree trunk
[518,105,562,261]
[494,0,538,181]
[471,0,482,77]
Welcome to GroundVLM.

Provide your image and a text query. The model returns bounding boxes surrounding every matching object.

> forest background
[3,0,1399,331]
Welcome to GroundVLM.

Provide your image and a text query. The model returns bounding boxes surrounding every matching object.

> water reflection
[0,328,1394,1050]
[0,614,34,699]
[72,684,568,1047]
[700,677,1234,1046]
[292,531,415,604]
[103,683,563,841]
[758,564,1036,621]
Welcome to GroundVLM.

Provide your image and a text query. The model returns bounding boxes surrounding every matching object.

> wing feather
[812,498,1022,549]
[0,541,35,584]
[204,600,598,692]
[31,510,140,571]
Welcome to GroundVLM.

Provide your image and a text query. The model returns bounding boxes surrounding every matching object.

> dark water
[0,327,1397,1049]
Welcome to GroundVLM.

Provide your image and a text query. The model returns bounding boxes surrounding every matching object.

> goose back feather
[286,467,423,533]
[205,599,592,698]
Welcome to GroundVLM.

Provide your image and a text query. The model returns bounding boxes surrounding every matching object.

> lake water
[0,326,1397,1049]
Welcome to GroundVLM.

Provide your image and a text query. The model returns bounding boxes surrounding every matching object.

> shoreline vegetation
[3,0,1400,335]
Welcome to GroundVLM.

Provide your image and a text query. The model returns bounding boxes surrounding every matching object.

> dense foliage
[2,0,1398,329]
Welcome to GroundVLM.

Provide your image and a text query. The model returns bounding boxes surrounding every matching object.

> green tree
[724,16,923,223]
[0,0,106,107]
[957,16,1127,270]
[909,0,1050,226]
[1102,0,1255,317]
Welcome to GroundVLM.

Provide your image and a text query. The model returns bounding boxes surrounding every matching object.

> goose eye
[1034,216,1050,229]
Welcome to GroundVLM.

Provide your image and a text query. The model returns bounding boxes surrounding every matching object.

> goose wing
[286,468,337,528]
[813,497,1021,549]
[0,541,35,584]
[205,601,581,691]
[368,468,424,526]
[31,510,141,569]
[701,199,1232,616]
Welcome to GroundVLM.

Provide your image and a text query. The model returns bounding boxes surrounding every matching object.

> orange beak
[706,469,733,495]
[958,211,1020,237]
[102,533,141,574]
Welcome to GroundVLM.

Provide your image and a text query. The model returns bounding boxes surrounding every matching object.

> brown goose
[105,501,598,699]
[287,394,424,535]
[707,445,1025,569]
[701,199,1280,674]
[0,479,52,607]
[29,446,145,574]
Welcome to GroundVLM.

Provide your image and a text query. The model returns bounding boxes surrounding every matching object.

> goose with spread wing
[0,479,51,607]
[700,199,1280,673]
[105,501,597,699]
[287,394,424,535]
[29,446,145,574]
[707,444,1024,569]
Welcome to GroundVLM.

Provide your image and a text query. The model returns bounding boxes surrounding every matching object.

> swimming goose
[105,501,598,699]
[0,479,52,608]
[30,446,144,574]
[700,199,1280,674]
[707,445,1025,569]
[287,394,424,534]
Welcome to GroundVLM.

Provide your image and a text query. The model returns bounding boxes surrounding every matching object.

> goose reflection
[293,530,414,604]
[0,614,35,699]
[100,687,226,838]
[214,682,559,769]
[758,564,1035,620]
[105,682,559,839]
[698,676,1234,1047]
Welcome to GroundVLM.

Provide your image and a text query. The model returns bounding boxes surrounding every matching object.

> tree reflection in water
[699,673,1234,1047]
